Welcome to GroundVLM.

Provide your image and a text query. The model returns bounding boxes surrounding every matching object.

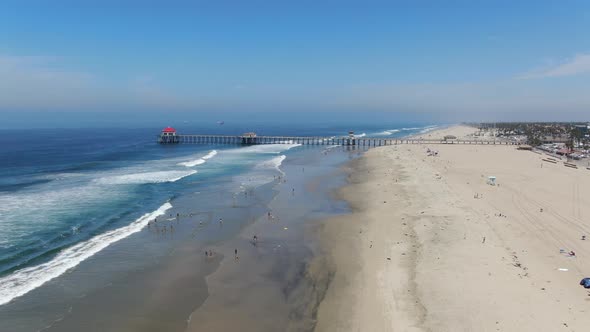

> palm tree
[568,127,582,151]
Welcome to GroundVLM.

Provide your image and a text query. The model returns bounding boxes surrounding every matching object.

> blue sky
[1,1,590,127]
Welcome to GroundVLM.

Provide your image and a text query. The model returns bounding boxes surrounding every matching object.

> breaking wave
[95,170,197,185]
[373,129,401,136]
[256,155,287,173]
[419,125,439,133]
[227,143,301,154]
[178,150,218,167]
[0,202,173,306]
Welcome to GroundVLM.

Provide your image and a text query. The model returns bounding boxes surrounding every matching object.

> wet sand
[315,125,590,331]
[185,146,352,332]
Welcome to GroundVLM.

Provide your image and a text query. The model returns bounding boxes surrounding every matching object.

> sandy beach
[315,125,590,331]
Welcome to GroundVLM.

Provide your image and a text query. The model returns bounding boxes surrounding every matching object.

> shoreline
[183,145,355,332]
[314,124,590,331]
[0,124,452,332]
[1,143,338,332]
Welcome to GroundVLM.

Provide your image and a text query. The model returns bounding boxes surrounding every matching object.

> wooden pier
[159,134,520,146]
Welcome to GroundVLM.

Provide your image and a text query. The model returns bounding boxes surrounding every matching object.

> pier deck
[159,134,519,146]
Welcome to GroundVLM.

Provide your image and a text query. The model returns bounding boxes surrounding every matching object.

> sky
[1,0,590,127]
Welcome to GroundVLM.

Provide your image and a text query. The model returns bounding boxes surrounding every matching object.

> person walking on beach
[234,248,238,260]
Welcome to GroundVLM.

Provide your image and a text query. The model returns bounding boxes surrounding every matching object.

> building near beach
[541,136,569,144]
[575,124,589,136]
[159,127,179,143]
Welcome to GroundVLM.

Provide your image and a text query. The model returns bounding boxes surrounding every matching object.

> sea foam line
[419,125,439,133]
[256,155,287,174]
[228,143,301,154]
[374,129,401,136]
[0,202,173,306]
[202,150,218,160]
[178,150,218,167]
[95,170,197,185]
[401,125,438,131]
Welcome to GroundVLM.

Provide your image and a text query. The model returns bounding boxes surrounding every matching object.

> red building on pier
[158,127,179,144]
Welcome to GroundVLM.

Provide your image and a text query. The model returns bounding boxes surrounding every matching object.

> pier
[158,133,519,146]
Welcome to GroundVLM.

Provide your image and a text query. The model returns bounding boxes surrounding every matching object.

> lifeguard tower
[159,127,179,144]
[487,176,497,186]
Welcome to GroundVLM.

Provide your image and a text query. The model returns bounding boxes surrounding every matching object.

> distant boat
[217,121,225,125]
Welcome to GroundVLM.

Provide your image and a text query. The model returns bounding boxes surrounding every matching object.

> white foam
[95,170,197,185]
[419,125,439,134]
[374,129,401,136]
[256,155,287,174]
[0,202,173,306]
[354,133,366,138]
[401,125,438,132]
[202,150,217,160]
[178,150,218,167]
[227,143,301,154]
[178,159,206,167]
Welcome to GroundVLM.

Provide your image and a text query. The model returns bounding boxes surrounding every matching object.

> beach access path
[315,125,590,331]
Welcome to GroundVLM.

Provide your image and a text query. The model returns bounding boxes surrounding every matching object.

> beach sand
[315,125,590,331]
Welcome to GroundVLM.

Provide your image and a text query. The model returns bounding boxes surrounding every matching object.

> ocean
[0,123,440,331]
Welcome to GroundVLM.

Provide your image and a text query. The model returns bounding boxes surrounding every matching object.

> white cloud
[517,53,590,79]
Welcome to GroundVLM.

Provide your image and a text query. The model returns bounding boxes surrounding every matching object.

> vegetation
[467,122,589,147]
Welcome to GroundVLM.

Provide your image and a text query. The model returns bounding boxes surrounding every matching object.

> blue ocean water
[0,123,439,306]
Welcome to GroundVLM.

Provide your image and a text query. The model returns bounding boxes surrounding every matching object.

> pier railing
[159,134,520,146]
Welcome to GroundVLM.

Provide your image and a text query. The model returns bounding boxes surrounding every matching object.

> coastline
[1,126,431,332]
[0,142,350,332]
[314,125,590,331]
